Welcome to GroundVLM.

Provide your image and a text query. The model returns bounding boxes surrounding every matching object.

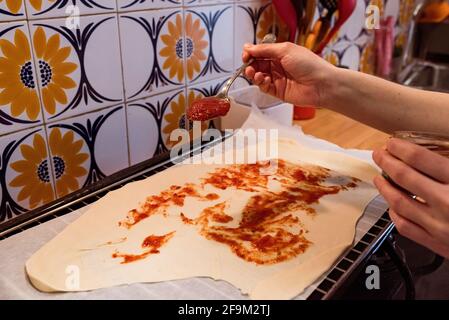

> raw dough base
[26,138,379,299]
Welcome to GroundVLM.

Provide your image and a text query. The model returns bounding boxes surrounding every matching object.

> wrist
[318,65,345,108]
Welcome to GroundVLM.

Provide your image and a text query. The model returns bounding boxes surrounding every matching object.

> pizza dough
[25,138,379,299]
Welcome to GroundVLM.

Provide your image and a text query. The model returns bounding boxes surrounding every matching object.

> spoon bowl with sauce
[187,33,277,122]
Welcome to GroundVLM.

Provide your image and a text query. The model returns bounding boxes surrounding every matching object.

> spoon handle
[219,33,276,98]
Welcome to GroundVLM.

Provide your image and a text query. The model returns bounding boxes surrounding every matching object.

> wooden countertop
[293,109,390,151]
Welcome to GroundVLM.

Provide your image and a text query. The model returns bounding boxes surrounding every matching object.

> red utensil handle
[315,23,341,54]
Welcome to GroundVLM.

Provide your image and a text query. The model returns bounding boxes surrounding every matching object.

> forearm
[322,67,449,135]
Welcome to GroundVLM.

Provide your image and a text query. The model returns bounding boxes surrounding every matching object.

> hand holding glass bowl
[372,132,449,259]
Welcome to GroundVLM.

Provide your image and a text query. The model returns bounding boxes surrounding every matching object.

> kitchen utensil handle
[314,18,332,51]
[315,22,342,54]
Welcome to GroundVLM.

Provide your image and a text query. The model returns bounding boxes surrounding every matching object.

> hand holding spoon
[187,33,277,121]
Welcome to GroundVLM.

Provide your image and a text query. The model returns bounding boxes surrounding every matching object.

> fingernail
[244,43,253,49]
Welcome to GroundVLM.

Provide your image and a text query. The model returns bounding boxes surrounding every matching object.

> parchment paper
[25,107,381,299]
[0,107,386,299]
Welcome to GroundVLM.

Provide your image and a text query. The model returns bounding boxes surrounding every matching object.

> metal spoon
[187,33,276,122]
[216,33,277,100]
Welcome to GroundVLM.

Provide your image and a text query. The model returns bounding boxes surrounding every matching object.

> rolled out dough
[26,138,379,299]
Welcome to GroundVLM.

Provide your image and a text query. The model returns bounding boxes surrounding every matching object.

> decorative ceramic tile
[1,126,56,224]
[25,0,117,20]
[118,0,181,11]
[188,75,227,97]
[119,8,184,101]
[185,0,234,6]
[186,4,234,84]
[29,14,124,122]
[127,89,186,165]
[340,45,361,70]
[340,0,367,41]
[0,0,26,21]
[47,106,129,197]
[0,22,43,134]
[234,1,290,69]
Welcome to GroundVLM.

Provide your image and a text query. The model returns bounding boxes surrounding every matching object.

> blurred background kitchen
[0,0,448,299]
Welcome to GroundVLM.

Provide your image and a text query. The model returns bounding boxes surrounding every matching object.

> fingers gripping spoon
[187,34,277,122]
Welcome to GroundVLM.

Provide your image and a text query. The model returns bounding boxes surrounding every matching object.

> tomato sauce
[119,184,219,228]
[187,97,231,121]
[112,231,175,264]
[116,159,360,265]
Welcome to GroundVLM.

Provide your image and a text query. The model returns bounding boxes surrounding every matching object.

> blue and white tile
[0,22,43,135]
[127,89,186,164]
[29,14,124,122]
[119,8,184,102]
[1,126,56,223]
[25,0,117,20]
[185,0,234,6]
[0,0,26,21]
[118,0,181,11]
[47,105,129,197]
[234,0,270,69]
[186,4,234,84]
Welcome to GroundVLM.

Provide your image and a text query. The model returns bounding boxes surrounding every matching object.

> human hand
[373,138,449,258]
[242,42,336,107]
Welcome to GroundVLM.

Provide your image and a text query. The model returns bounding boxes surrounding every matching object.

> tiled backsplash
[0,0,413,224]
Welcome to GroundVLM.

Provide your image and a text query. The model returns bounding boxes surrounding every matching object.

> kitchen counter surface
[294,109,390,150]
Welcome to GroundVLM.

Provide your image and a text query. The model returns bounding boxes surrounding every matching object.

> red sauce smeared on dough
[119,183,219,228]
[181,160,360,264]
[180,212,194,225]
[202,162,271,192]
[112,231,175,264]
[118,159,360,265]
[187,97,231,121]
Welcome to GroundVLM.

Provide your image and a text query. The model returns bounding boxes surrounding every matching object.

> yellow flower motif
[33,26,77,115]
[49,128,88,198]
[360,43,376,75]
[160,13,208,82]
[257,5,289,43]
[163,91,208,147]
[0,0,56,13]
[0,0,22,13]
[0,29,41,119]
[324,51,339,67]
[10,128,88,208]
[9,133,54,209]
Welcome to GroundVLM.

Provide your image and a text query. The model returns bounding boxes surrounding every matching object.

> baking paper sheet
[0,108,388,299]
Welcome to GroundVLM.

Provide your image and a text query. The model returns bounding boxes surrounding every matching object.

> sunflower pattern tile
[29,14,124,121]
[185,4,234,84]
[117,0,181,11]
[0,23,42,134]
[185,0,234,6]
[0,0,26,21]
[126,89,188,166]
[0,127,55,223]
[24,0,116,19]
[119,9,185,101]
[234,1,288,70]
[46,106,128,197]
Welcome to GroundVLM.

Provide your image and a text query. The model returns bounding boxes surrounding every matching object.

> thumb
[243,43,288,59]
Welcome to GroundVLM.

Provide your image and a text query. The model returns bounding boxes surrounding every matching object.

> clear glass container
[382,131,449,199]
